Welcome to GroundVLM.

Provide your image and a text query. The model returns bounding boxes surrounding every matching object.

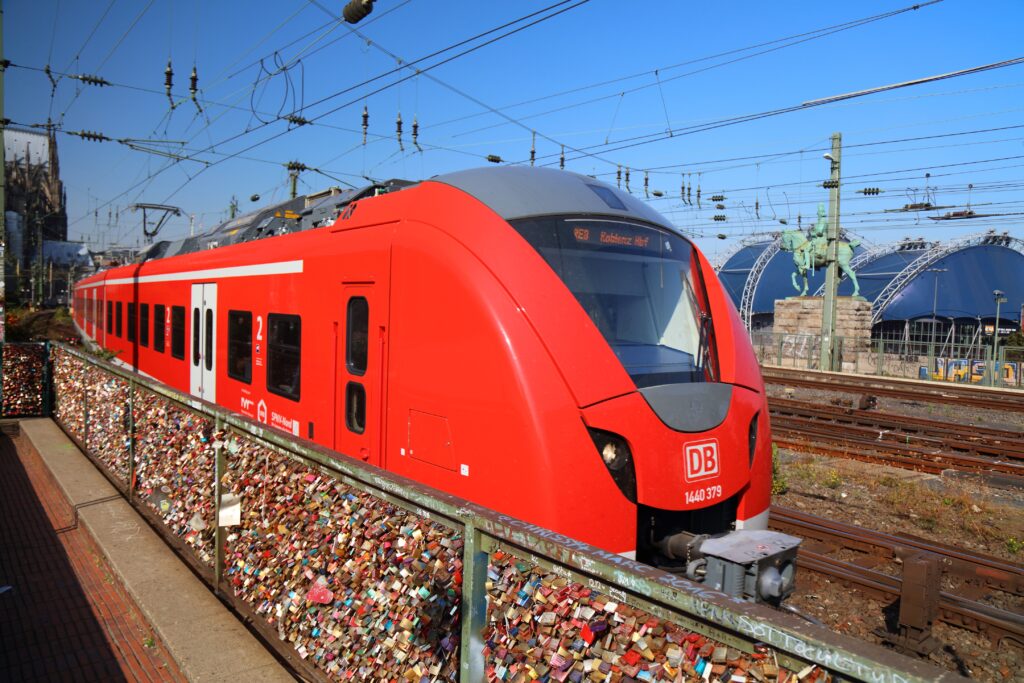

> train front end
[434,167,799,603]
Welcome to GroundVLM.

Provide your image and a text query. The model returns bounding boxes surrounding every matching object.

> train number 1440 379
[685,484,723,505]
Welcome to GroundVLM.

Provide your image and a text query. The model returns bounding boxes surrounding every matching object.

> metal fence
[37,343,945,681]
[0,342,50,417]
[752,332,1024,388]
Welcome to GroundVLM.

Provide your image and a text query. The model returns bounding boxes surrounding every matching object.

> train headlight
[601,441,625,470]
[588,428,637,503]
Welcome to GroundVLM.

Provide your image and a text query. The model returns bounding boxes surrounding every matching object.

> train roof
[432,166,673,230]
[136,179,415,263]
[128,166,674,266]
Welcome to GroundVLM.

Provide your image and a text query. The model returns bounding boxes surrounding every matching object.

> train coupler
[660,529,801,604]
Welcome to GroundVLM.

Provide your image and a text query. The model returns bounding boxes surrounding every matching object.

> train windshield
[511,216,717,387]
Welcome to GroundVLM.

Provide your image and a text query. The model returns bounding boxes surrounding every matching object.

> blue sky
[5,0,1023,260]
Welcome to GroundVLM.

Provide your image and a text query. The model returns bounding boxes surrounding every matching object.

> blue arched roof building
[717,231,1023,331]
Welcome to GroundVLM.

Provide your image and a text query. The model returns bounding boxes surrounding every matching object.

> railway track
[761,366,1024,412]
[770,397,1024,460]
[771,506,1024,647]
[769,397,1024,479]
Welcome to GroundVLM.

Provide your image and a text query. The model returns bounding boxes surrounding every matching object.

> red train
[74,167,795,599]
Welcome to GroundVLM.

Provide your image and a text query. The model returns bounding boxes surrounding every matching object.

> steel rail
[769,397,1024,461]
[796,551,1024,647]
[771,506,1024,596]
[761,366,1024,411]
[771,418,1024,478]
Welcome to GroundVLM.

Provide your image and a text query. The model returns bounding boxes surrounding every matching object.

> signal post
[819,133,842,372]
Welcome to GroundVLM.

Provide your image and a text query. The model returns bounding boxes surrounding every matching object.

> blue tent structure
[828,238,934,304]
[863,232,1023,327]
[717,231,1023,331]
[717,233,863,329]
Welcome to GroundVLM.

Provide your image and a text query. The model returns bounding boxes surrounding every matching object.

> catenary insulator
[164,60,174,108]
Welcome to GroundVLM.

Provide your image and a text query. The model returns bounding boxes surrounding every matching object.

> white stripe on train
[76,260,304,288]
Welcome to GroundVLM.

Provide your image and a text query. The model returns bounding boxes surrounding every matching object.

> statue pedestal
[772,297,873,370]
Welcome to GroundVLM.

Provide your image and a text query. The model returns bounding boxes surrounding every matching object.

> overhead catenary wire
[593,124,1024,177]
[104,2,370,212]
[300,0,617,166]
[51,2,1020,251]
[65,0,596,233]
[804,57,1024,107]
[154,0,601,204]
[533,57,1024,167]
[435,0,944,134]
[28,1,991,204]
[58,0,157,123]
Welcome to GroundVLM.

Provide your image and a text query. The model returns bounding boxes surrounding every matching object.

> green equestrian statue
[779,203,860,296]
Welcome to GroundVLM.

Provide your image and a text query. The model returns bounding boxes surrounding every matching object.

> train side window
[171,306,185,360]
[227,310,252,384]
[267,314,301,401]
[345,382,365,434]
[204,309,214,372]
[346,297,369,376]
[127,303,137,342]
[192,308,201,366]
[107,301,113,334]
[153,304,166,352]
[116,302,123,337]
[140,304,150,347]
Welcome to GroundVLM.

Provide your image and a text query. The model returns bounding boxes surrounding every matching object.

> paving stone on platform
[221,434,463,680]
[2,344,47,416]
[484,552,799,682]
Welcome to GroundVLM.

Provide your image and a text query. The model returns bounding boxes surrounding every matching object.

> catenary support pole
[1,3,6,411]
[819,132,842,372]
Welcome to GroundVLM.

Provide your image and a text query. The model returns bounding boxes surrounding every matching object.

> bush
[771,443,789,495]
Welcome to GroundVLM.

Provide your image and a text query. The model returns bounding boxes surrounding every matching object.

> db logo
[684,439,720,482]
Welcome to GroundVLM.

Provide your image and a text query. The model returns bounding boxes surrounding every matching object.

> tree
[1004,330,1024,362]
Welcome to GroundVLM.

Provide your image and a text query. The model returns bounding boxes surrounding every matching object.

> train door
[336,285,384,467]
[91,288,98,340]
[189,283,218,401]
[99,287,106,346]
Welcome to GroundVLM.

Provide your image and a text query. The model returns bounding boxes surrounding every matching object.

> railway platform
[0,418,290,683]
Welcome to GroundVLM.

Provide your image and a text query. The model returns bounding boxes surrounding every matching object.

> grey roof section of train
[136,180,413,262]
[430,166,674,230]
[133,168,670,264]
